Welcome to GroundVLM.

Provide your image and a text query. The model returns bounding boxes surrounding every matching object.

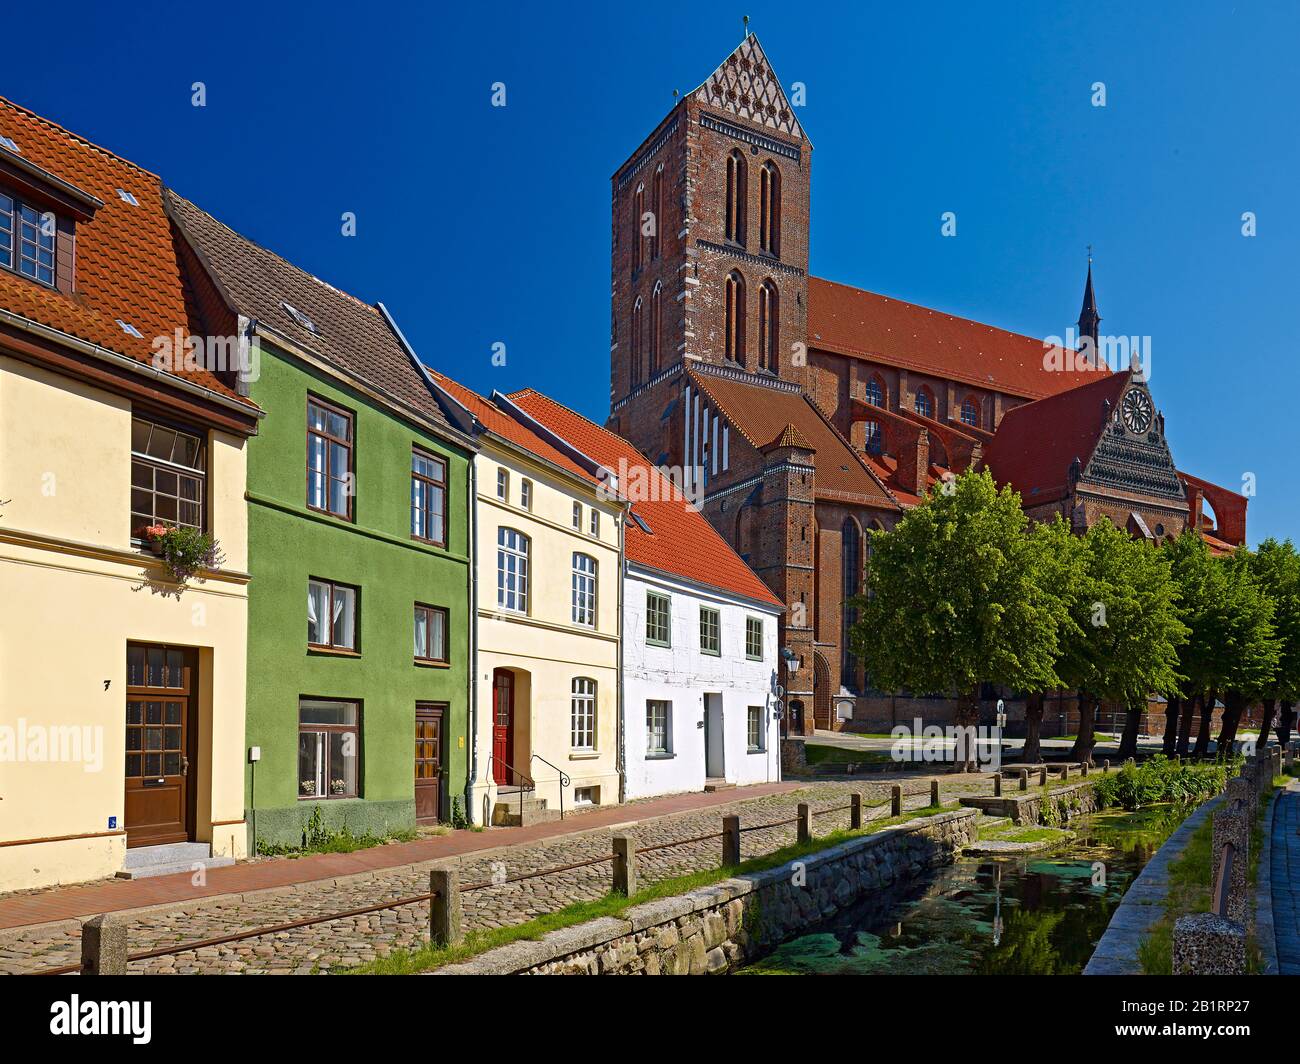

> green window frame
[699,606,720,655]
[646,591,671,647]
[745,616,764,660]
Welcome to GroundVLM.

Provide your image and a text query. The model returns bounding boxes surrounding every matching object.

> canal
[737,803,1189,975]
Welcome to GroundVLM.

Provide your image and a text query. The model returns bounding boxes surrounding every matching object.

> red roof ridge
[0,95,162,182]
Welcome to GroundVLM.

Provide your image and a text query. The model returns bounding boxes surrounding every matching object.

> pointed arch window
[759,161,781,256]
[960,396,980,428]
[650,281,663,375]
[725,150,747,245]
[631,296,644,385]
[914,387,934,420]
[864,376,885,408]
[650,164,664,261]
[632,183,645,272]
[758,279,779,373]
[863,419,883,455]
[724,270,746,364]
[841,516,862,689]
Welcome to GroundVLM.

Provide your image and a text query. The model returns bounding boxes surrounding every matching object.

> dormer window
[0,192,55,287]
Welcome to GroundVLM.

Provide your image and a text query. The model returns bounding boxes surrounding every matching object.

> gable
[1080,376,1186,503]
[692,34,804,140]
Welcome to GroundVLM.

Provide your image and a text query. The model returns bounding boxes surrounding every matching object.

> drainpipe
[465,457,480,824]
[616,509,626,804]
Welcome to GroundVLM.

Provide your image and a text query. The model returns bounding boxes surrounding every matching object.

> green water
[738,804,1189,976]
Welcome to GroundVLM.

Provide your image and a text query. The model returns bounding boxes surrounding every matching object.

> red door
[492,669,514,785]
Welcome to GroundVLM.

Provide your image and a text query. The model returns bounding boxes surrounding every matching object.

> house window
[747,706,764,752]
[520,479,533,510]
[759,161,781,256]
[131,417,206,536]
[590,509,600,538]
[414,604,448,664]
[496,468,509,501]
[646,591,671,647]
[574,786,598,806]
[298,700,359,799]
[864,377,884,407]
[0,192,55,286]
[745,616,764,660]
[497,527,530,613]
[699,606,720,655]
[647,700,672,755]
[571,677,597,751]
[725,271,746,364]
[411,449,446,545]
[307,397,353,518]
[308,578,357,651]
[572,553,597,627]
[914,388,934,420]
[961,396,980,428]
[572,501,582,529]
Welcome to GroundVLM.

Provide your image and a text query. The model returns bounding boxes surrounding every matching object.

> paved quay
[1270,782,1300,974]
[0,774,992,975]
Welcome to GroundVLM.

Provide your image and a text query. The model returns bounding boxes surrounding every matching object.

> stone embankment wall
[961,779,1100,826]
[435,808,977,975]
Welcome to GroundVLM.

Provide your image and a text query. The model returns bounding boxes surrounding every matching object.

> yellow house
[0,98,262,890]
[427,373,623,825]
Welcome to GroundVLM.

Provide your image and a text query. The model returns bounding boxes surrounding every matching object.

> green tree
[1058,520,1187,765]
[1245,539,1300,746]
[850,470,1065,772]
[1162,531,1223,757]
[1206,548,1279,753]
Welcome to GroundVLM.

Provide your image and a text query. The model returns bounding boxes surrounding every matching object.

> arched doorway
[813,651,833,731]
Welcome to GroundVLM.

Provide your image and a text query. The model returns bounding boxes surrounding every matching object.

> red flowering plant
[140,524,224,584]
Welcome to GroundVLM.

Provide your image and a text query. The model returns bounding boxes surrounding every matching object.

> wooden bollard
[1039,766,1048,787]
[1018,769,1028,792]
[1060,764,1070,781]
[1080,762,1089,778]
[429,866,463,947]
[722,815,741,866]
[81,913,128,975]
[1103,759,1111,774]
[797,802,811,844]
[612,834,636,896]
[891,784,903,817]
[930,779,940,807]
[850,792,863,830]
[993,774,1002,797]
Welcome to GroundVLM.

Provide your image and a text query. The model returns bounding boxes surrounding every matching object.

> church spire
[1077,250,1101,352]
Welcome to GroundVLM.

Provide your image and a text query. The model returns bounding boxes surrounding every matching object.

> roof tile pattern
[166,191,452,431]
[807,275,1112,401]
[692,34,803,139]
[0,97,249,404]
[508,389,783,609]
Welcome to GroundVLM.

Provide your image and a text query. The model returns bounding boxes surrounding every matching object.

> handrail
[484,755,535,825]
[531,753,571,820]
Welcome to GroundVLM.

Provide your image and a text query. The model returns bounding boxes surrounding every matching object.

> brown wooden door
[415,703,444,824]
[491,669,514,785]
[124,644,197,848]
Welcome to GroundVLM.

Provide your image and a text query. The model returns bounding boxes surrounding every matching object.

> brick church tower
[608,34,812,461]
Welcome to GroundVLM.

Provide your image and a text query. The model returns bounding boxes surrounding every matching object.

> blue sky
[10,1,1297,542]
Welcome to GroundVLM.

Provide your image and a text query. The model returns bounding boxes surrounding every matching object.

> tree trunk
[1215,690,1245,753]
[1162,697,1181,756]
[1192,689,1217,760]
[1069,692,1097,765]
[1118,700,1142,761]
[953,691,980,773]
[1276,700,1296,748]
[1176,691,1197,757]
[1258,698,1277,753]
[1023,691,1045,767]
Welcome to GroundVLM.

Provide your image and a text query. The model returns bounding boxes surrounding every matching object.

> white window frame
[496,527,530,614]
[571,677,597,751]
[496,467,509,501]
[571,553,598,627]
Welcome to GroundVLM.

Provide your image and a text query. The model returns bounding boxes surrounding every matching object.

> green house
[169,192,475,847]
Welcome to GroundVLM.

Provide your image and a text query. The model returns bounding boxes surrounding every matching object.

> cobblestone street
[0,775,992,974]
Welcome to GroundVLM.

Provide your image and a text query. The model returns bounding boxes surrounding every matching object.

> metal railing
[531,753,571,821]
[484,755,535,825]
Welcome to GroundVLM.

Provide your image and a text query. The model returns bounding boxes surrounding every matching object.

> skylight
[0,135,18,153]
[116,320,143,338]
[116,189,139,206]
[281,302,318,334]
[630,510,653,535]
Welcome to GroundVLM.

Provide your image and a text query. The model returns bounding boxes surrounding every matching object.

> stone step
[122,841,213,869]
[117,851,235,880]
[703,779,735,793]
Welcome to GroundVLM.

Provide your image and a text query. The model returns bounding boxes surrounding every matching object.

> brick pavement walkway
[1271,782,1300,974]
[0,774,992,974]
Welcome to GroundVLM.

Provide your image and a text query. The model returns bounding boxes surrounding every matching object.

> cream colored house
[0,99,262,890]
[426,373,623,826]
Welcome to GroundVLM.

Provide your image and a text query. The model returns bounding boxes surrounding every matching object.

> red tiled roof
[507,389,784,610]
[687,368,898,508]
[807,276,1112,401]
[0,97,251,406]
[981,369,1131,502]
[425,369,598,485]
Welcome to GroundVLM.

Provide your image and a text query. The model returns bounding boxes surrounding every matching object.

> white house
[507,390,785,800]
